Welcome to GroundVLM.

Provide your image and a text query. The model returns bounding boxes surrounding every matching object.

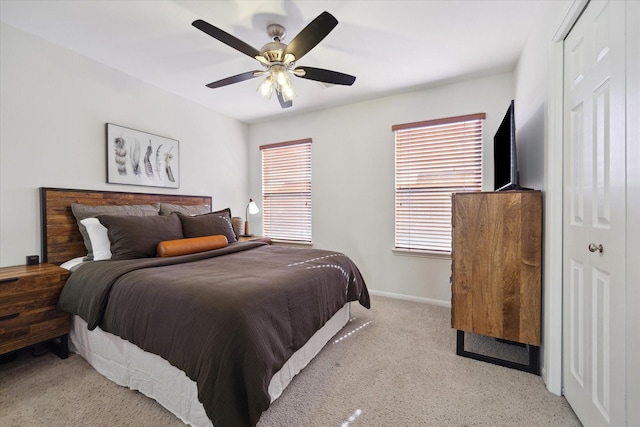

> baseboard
[368,289,451,308]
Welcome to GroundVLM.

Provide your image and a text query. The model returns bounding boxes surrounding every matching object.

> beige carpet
[0,295,581,426]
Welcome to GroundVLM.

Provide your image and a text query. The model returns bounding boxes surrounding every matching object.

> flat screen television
[493,100,526,191]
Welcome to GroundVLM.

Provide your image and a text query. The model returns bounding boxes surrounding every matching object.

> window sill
[271,239,313,247]
[392,248,452,260]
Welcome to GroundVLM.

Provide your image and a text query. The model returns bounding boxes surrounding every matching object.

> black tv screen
[493,100,519,191]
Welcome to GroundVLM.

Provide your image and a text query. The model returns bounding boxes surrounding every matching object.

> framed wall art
[106,123,180,188]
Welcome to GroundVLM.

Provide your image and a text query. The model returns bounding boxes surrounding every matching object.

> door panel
[593,81,611,229]
[568,259,584,385]
[569,102,584,225]
[562,1,626,426]
[591,266,611,421]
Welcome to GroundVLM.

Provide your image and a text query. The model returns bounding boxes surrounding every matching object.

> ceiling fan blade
[193,19,261,59]
[283,11,338,61]
[206,71,262,89]
[277,91,293,109]
[294,67,356,86]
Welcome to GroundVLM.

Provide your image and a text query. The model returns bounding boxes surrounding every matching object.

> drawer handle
[0,277,19,284]
[0,313,19,321]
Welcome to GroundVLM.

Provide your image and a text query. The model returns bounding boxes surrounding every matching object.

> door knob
[588,243,603,253]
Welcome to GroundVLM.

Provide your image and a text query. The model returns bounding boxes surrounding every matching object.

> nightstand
[0,263,71,359]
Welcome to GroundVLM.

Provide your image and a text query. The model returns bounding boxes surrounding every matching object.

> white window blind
[393,113,485,253]
[261,139,312,242]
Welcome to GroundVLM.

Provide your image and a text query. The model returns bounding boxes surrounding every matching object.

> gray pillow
[96,214,183,260]
[178,208,237,243]
[71,203,160,260]
[159,203,211,216]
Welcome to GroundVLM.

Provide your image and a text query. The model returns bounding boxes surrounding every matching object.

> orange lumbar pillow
[157,235,228,257]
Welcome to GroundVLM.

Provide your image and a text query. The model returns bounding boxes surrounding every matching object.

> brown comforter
[57,242,370,427]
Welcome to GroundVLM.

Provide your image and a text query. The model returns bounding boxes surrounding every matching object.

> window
[261,139,312,242]
[393,113,484,253]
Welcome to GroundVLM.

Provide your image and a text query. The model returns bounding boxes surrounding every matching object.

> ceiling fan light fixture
[272,65,289,88]
[283,53,296,65]
[257,75,274,99]
[255,55,270,66]
[275,70,295,101]
[254,64,295,102]
[260,45,285,62]
[194,11,355,109]
[281,82,295,102]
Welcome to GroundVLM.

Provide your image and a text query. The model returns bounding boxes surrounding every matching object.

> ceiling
[0,0,556,124]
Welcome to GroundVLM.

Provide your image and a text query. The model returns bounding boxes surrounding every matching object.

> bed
[41,187,370,427]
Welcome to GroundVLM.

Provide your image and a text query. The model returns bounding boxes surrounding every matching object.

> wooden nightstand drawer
[0,263,70,356]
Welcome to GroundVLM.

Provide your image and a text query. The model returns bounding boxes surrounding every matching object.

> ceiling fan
[192,11,356,109]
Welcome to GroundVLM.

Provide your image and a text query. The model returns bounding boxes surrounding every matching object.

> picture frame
[106,123,180,188]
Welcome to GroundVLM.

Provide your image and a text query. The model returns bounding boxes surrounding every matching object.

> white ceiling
[0,0,557,124]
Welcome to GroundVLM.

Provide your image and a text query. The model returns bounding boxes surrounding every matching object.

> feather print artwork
[165,146,175,182]
[114,137,127,175]
[155,144,163,180]
[107,124,179,188]
[130,140,141,175]
[143,140,154,178]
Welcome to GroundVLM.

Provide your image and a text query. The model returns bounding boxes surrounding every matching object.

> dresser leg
[456,330,540,375]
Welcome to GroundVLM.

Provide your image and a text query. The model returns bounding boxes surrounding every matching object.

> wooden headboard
[40,187,212,265]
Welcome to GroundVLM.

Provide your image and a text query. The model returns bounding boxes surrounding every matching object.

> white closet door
[562,1,627,426]
[625,1,640,425]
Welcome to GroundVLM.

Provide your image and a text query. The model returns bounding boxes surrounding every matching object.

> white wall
[0,23,249,267]
[514,0,572,189]
[513,0,573,394]
[248,73,514,304]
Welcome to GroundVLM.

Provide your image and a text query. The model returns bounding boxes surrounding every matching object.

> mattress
[69,303,351,427]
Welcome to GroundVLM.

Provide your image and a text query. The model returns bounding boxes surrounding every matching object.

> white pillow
[80,217,112,260]
[60,256,85,270]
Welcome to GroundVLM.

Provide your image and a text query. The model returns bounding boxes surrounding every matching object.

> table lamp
[244,199,260,236]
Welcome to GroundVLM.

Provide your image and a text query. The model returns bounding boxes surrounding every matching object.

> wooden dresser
[0,263,70,358]
[451,190,542,374]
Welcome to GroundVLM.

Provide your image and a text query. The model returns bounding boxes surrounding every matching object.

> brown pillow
[157,235,228,257]
[178,209,237,243]
[97,214,183,260]
[158,203,211,216]
[71,203,160,260]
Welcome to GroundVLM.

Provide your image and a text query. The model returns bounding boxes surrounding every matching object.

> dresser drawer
[0,263,70,355]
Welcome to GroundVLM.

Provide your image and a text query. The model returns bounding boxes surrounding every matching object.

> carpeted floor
[0,295,581,426]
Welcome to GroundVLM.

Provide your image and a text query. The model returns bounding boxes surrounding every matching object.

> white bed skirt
[69,303,351,427]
